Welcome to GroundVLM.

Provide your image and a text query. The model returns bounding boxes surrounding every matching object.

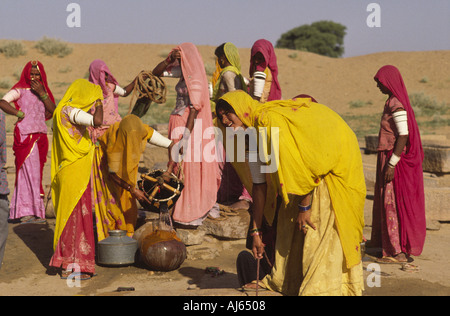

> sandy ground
[0,43,449,297]
[0,150,449,297]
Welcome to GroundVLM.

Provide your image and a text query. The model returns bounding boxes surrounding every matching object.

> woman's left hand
[384,165,395,183]
[297,210,316,234]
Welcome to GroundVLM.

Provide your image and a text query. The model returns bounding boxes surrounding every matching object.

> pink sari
[371,65,426,257]
[88,60,122,142]
[168,43,220,225]
[8,61,53,220]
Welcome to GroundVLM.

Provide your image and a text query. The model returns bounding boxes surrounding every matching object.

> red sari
[49,183,95,274]
[371,65,426,257]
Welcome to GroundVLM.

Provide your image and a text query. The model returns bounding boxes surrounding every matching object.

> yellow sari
[219,91,366,295]
[51,79,103,249]
[93,115,154,240]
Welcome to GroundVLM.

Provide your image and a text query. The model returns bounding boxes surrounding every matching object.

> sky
[0,0,449,57]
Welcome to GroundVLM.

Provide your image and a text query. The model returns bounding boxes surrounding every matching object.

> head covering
[88,59,119,97]
[250,39,282,101]
[51,79,103,249]
[88,59,120,110]
[12,60,55,107]
[173,43,210,112]
[374,65,423,160]
[374,65,426,256]
[106,114,154,185]
[219,90,366,268]
[211,42,247,102]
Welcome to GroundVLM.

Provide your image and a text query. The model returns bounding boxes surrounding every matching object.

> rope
[256,258,260,296]
[127,71,167,114]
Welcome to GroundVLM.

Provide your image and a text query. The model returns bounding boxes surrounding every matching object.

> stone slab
[365,134,450,173]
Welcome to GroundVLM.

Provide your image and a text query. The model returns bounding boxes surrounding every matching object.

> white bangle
[114,85,126,96]
[252,71,266,98]
[69,108,94,126]
[148,130,172,148]
[392,110,409,136]
[388,153,401,167]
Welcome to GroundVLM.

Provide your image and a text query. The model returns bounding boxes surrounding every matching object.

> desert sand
[0,42,449,297]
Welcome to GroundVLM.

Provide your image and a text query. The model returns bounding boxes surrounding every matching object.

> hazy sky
[0,0,449,57]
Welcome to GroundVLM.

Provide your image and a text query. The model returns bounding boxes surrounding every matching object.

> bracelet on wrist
[39,93,48,101]
[251,231,262,237]
[388,153,400,167]
[94,99,103,107]
[298,204,311,212]
[16,110,25,119]
[249,227,262,236]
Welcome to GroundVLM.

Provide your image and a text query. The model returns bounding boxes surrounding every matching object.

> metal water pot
[97,230,138,266]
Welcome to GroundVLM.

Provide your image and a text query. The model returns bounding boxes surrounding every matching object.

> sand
[0,42,449,297]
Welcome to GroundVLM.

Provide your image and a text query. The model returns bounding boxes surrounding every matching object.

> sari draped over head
[94,114,154,240]
[219,91,366,269]
[89,59,119,102]
[88,59,122,142]
[250,39,282,101]
[374,65,426,256]
[12,60,55,112]
[211,42,247,101]
[166,42,220,224]
[51,79,103,249]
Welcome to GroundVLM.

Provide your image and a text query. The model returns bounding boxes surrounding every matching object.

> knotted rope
[128,71,167,115]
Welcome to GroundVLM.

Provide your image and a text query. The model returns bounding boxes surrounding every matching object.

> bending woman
[369,65,426,263]
[216,91,366,296]
[0,61,56,224]
[152,42,221,227]
[93,114,173,240]
[49,79,104,280]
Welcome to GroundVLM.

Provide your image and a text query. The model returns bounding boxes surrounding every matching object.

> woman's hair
[215,99,236,121]
[214,43,226,58]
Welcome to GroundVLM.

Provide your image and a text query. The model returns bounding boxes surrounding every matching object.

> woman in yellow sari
[216,91,366,296]
[211,42,248,108]
[49,79,104,280]
[92,114,173,241]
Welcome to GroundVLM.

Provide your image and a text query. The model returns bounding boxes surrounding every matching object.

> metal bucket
[97,230,138,266]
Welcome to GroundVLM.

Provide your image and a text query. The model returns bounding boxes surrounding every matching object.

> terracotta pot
[140,230,186,271]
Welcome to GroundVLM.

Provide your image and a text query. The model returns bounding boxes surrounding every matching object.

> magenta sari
[371,65,426,257]
[250,39,282,101]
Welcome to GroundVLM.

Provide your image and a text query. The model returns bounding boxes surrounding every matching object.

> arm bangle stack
[298,204,311,212]
[39,93,49,101]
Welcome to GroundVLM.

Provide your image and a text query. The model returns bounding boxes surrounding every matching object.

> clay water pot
[140,230,186,271]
